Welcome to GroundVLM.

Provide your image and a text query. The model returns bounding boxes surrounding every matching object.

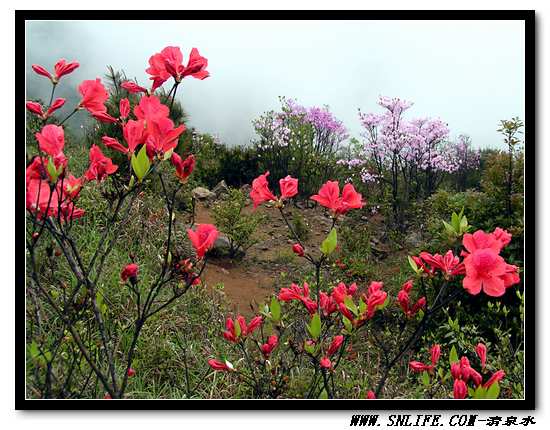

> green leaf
[486,382,500,399]
[131,145,151,182]
[344,296,358,316]
[459,214,468,233]
[342,316,353,332]
[128,175,135,188]
[421,371,430,386]
[270,297,281,323]
[449,345,459,364]
[451,212,460,231]
[408,255,419,273]
[320,228,337,255]
[234,319,241,338]
[46,157,61,182]
[443,220,456,236]
[308,313,321,340]
[319,388,328,399]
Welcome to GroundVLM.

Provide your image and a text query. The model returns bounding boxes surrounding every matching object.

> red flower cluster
[409,344,441,373]
[175,258,202,287]
[101,95,186,160]
[414,250,465,279]
[250,171,299,209]
[310,180,365,216]
[32,59,79,84]
[461,229,519,297]
[187,224,219,259]
[26,98,66,120]
[397,280,426,318]
[260,335,279,358]
[278,282,317,314]
[147,46,209,91]
[84,145,118,182]
[78,78,115,121]
[26,125,86,222]
[450,351,504,399]
[222,315,263,343]
[319,335,345,369]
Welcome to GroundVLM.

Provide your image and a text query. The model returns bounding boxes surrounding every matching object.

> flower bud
[292,243,305,257]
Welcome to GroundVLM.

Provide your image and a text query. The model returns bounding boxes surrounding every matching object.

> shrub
[211,188,264,257]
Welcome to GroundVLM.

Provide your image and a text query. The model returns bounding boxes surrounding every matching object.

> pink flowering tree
[352,96,480,229]
[253,97,349,200]
[26,46,216,399]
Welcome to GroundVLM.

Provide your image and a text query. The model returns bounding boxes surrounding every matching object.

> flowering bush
[26,45,216,399]
[204,173,520,398]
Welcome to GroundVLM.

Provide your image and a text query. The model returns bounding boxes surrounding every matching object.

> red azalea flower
[223,315,262,342]
[492,227,512,250]
[331,281,357,305]
[430,344,441,366]
[279,175,298,199]
[127,368,136,377]
[292,243,305,257]
[409,361,433,373]
[121,263,139,282]
[483,370,505,389]
[182,47,209,80]
[123,119,147,153]
[26,178,84,221]
[26,101,44,117]
[146,52,172,91]
[338,183,365,214]
[53,59,79,81]
[319,357,332,369]
[462,248,509,297]
[453,379,467,399]
[134,95,170,123]
[187,224,219,259]
[366,391,376,399]
[476,343,487,369]
[327,335,344,356]
[121,81,148,94]
[91,110,118,123]
[419,250,465,278]
[311,180,340,212]
[462,230,503,255]
[101,136,128,155]
[32,59,79,82]
[261,335,279,358]
[63,175,83,199]
[119,98,130,119]
[32,64,53,80]
[319,291,338,316]
[78,78,109,114]
[208,359,232,372]
[145,117,186,158]
[250,171,277,208]
[311,180,365,215]
[35,124,65,159]
[84,145,118,182]
[45,98,66,117]
[171,153,195,182]
[279,282,317,314]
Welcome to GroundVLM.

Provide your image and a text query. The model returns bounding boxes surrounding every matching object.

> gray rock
[212,180,230,197]
[405,231,423,248]
[192,187,216,201]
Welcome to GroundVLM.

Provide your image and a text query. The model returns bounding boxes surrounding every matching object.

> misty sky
[25,20,525,149]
